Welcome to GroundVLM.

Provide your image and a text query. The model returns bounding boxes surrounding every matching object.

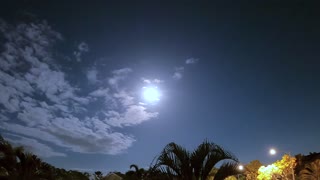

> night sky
[0,0,319,173]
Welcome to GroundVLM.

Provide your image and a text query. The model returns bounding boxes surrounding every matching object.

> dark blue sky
[1,0,319,173]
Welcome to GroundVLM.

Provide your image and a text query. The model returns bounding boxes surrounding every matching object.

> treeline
[1,137,240,180]
[2,134,319,180]
[0,135,90,180]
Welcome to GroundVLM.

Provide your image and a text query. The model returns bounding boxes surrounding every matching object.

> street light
[237,165,244,180]
[269,148,295,180]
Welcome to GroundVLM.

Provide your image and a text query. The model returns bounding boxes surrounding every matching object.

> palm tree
[130,164,146,179]
[152,140,239,180]
[299,159,320,180]
[16,152,43,179]
[123,164,144,180]
[37,161,55,180]
[0,135,25,178]
[0,135,52,180]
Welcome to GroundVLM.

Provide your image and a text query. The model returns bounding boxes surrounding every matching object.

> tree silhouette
[94,171,103,180]
[152,140,239,180]
[299,159,320,180]
[0,135,90,180]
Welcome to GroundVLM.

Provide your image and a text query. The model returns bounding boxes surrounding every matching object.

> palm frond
[213,162,239,180]
[191,140,212,178]
[202,143,238,179]
[130,164,139,172]
[155,142,191,178]
[154,140,238,180]
[299,159,320,180]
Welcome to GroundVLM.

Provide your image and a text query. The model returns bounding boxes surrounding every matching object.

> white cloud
[142,78,164,84]
[78,42,89,52]
[0,83,22,113]
[185,57,199,64]
[18,101,53,127]
[105,105,158,127]
[108,68,132,87]
[172,58,199,80]
[0,70,34,95]
[0,19,157,156]
[1,117,135,155]
[48,116,135,154]
[172,67,184,80]
[70,168,95,173]
[74,52,81,62]
[113,90,135,106]
[87,68,98,83]
[5,134,66,158]
[122,105,158,125]
[0,113,9,121]
[74,42,89,62]
[89,88,110,97]
[173,72,183,80]
[112,68,132,75]
[89,88,115,107]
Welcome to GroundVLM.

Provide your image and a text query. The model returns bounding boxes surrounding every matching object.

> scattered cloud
[172,67,184,80]
[105,105,158,127]
[5,133,66,158]
[185,57,199,64]
[78,42,89,52]
[0,19,157,156]
[108,68,132,88]
[113,90,135,106]
[74,42,89,62]
[70,168,95,173]
[89,88,110,97]
[172,58,199,80]
[87,68,98,84]
[142,78,164,84]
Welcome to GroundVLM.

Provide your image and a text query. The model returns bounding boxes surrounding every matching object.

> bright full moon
[143,86,161,103]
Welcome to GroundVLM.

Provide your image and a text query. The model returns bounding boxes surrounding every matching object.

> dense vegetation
[1,135,319,180]
[0,136,90,180]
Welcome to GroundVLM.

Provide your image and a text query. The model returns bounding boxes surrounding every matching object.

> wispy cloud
[172,57,199,80]
[70,168,95,173]
[0,19,157,156]
[172,67,184,80]
[87,68,98,84]
[74,42,89,62]
[5,133,66,158]
[142,78,164,84]
[185,57,199,64]
[108,68,132,88]
[104,105,158,127]
[78,42,89,52]
[89,88,110,97]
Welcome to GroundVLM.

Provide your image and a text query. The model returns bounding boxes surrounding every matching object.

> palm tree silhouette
[0,135,25,178]
[152,140,239,180]
[130,164,145,179]
[299,159,320,180]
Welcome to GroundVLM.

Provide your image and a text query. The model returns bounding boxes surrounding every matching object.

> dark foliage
[0,135,90,180]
